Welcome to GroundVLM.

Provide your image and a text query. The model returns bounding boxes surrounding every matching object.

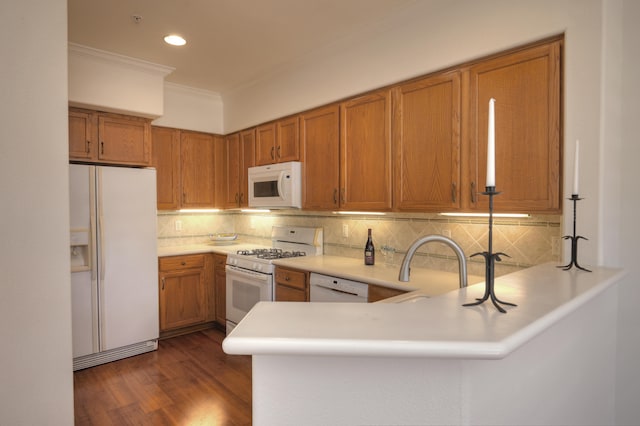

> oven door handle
[225,265,270,282]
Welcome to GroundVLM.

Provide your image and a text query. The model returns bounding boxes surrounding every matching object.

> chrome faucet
[398,235,468,288]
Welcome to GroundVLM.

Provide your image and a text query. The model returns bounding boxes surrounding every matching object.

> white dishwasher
[309,273,369,302]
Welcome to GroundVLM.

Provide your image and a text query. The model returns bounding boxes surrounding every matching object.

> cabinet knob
[181,261,186,266]
[86,140,91,153]
[161,277,166,290]
[276,145,281,158]
[100,141,104,155]
[270,146,275,160]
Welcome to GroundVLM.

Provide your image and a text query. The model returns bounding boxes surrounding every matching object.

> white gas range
[225,226,323,334]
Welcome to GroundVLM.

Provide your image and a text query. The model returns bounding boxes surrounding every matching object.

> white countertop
[222,263,625,360]
[158,247,479,296]
[272,255,482,295]
[157,242,261,257]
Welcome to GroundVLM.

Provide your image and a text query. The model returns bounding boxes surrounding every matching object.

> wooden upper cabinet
[255,122,276,166]
[224,133,241,208]
[392,71,461,211]
[255,117,300,165]
[151,126,181,210]
[69,108,151,166]
[463,39,562,213]
[224,129,255,208]
[69,109,97,160]
[239,129,256,206]
[276,116,300,163]
[180,131,216,208]
[340,90,393,211]
[97,113,151,166]
[301,104,340,210]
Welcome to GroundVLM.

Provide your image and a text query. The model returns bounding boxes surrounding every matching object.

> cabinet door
[69,109,97,161]
[180,131,216,208]
[393,71,461,211]
[255,122,276,166]
[301,104,340,210]
[98,114,151,166]
[159,269,206,331]
[224,133,241,208]
[340,90,393,211]
[151,126,181,210]
[276,116,300,163]
[213,134,226,209]
[239,129,256,207]
[464,40,561,213]
[213,254,227,325]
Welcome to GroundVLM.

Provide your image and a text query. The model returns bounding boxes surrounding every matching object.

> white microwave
[248,161,302,209]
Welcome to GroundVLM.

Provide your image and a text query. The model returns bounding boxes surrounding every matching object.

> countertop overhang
[223,263,625,360]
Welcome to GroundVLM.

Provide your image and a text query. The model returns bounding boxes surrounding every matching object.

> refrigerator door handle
[97,168,106,282]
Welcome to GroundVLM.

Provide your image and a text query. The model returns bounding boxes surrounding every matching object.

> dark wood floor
[73,328,252,425]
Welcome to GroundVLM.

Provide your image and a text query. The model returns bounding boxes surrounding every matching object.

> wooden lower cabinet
[159,254,216,337]
[275,266,309,302]
[213,254,227,326]
[367,284,407,303]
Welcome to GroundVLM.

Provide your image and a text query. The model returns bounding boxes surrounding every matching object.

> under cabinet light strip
[439,212,530,218]
[178,209,220,213]
[333,211,386,216]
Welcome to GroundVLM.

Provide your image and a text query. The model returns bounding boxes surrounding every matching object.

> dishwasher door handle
[313,284,359,297]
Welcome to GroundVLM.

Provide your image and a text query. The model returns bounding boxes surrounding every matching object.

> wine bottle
[364,228,375,265]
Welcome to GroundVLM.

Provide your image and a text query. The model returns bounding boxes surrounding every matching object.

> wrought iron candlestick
[558,194,591,272]
[463,187,517,314]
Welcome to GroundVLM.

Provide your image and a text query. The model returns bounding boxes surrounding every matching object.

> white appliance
[69,164,159,370]
[225,226,323,334]
[248,161,302,209]
[309,273,369,303]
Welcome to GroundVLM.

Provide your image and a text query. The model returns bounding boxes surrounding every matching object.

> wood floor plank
[74,328,252,425]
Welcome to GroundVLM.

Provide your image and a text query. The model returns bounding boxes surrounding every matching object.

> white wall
[68,43,173,118]
[152,82,224,134]
[613,0,640,423]
[0,0,74,424]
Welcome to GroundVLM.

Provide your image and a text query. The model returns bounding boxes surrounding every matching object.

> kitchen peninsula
[223,263,624,425]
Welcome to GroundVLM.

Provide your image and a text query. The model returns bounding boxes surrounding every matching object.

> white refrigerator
[69,164,159,370]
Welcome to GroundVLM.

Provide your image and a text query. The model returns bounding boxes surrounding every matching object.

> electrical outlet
[175,220,182,231]
[342,224,349,238]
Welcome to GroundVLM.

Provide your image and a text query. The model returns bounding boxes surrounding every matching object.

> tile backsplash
[157,210,561,277]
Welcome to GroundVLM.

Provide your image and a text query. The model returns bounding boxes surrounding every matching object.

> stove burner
[235,248,307,259]
[257,251,307,260]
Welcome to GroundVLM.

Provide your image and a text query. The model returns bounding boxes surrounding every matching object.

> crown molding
[68,42,175,77]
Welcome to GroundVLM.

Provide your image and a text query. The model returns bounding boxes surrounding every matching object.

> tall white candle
[486,98,496,188]
[572,139,580,195]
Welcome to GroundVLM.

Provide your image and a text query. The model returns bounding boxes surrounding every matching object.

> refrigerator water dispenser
[70,228,91,272]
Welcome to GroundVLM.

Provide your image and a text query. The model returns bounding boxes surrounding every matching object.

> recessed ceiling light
[164,34,186,46]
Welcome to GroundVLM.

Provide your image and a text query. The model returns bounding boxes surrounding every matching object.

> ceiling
[68,0,418,94]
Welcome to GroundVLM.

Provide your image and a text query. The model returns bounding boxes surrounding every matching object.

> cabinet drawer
[159,254,206,271]
[275,267,307,291]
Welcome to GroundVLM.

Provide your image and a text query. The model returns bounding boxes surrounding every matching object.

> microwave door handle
[278,172,286,200]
